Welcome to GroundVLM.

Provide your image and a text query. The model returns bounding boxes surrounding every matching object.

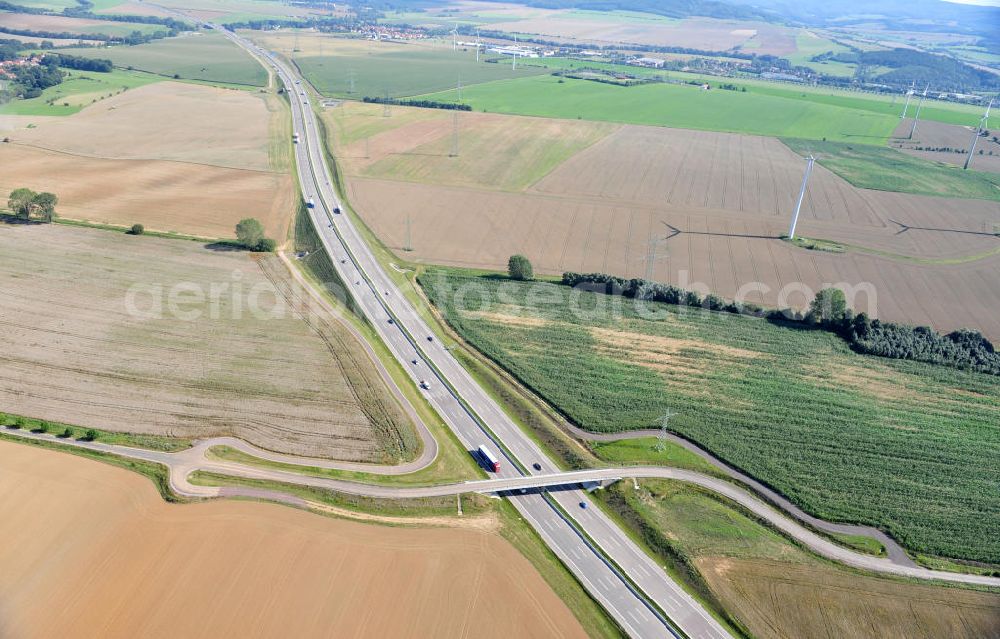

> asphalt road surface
[224,29,729,639]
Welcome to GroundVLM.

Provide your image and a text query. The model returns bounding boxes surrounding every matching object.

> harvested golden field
[2,81,274,170]
[0,440,586,639]
[891,118,1000,174]
[329,101,618,191]
[0,12,118,32]
[0,80,294,238]
[0,224,418,461]
[94,1,177,18]
[0,144,292,239]
[699,558,1000,639]
[341,117,1000,337]
[0,33,103,46]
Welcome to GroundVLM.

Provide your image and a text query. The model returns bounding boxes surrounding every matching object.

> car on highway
[533,463,542,471]
[427,336,434,342]
[333,207,341,214]
[419,380,429,390]
[579,502,587,509]
[388,318,394,324]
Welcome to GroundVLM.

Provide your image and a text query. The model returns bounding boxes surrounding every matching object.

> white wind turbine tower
[964,97,994,170]
[908,83,929,139]
[475,27,481,62]
[899,81,915,119]
[787,154,816,240]
[452,24,458,51]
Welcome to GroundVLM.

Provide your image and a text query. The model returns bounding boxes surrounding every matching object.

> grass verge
[0,412,189,452]
[188,470,489,520]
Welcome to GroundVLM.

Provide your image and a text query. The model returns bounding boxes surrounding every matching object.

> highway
[223,28,731,639]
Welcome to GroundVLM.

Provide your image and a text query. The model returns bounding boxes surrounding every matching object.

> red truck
[478,445,500,472]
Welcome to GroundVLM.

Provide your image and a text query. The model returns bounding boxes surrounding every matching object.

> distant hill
[729,0,1000,41]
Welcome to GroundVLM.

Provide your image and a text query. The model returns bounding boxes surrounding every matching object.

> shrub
[508,254,534,281]
[128,223,144,235]
[59,427,73,438]
[253,237,276,252]
[83,429,98,442]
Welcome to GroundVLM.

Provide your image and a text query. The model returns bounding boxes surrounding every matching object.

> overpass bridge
[463,469,623,495]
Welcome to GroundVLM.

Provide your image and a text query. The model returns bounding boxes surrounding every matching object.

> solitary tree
[8,188,37,219]
[33,191,58,223]
[129,223,144,235]
[507,254,533,281]
[809,287,847,324]
[235,217,265,249]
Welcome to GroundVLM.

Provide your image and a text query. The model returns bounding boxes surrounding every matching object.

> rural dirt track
[554,423,917,566]
[0,439,587,639]
[6,428,1000,589]
[345,121,1000,338]
[0,224,419,462]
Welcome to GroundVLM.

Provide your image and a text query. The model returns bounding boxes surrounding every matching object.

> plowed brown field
[891,118,1000,174]
[339,114,1000,337]
[0,440,586,639]
[0,144,292,239]
[0,224,416,461]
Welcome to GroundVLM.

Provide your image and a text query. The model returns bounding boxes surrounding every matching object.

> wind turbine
[899,81,915,120]
[787,154,816,240]
[475,27,481,62]
[452,25,457,51]
[964,97,994,170]
[908,83,929,139]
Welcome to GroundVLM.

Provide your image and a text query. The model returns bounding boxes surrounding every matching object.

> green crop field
[786,31,855,77]
[601,480,1000,639]
[420,74,900,143]
[0,67,157,115]
[420,268,1000,563]
[418,57,982,134]
[783,138,1000,200]
[59,32,267,86]
[296,42,547,99]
